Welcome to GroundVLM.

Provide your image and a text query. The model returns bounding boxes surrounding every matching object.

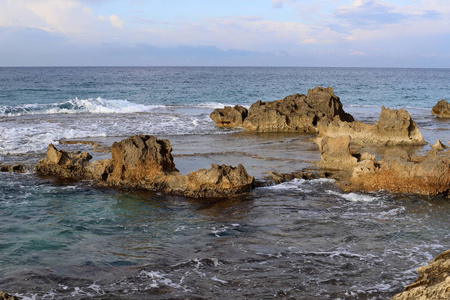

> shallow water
[0,67,449,299]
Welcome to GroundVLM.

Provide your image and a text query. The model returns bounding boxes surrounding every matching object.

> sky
[0,0,449,67]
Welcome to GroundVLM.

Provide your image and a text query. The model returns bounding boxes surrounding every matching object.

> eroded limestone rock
[36,135,254,198]
[316,137,450,196]
[390,249,450,300]
[431,99,450,118]
[210,87,354,133]
[209,105,248,128]
[318,106,425,146]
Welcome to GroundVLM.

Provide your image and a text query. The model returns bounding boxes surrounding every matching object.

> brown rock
[346,146,450,196]
[106,135,177,186]
[318,106,425,146]
[431,99,450,118]
[36,135,254,198]
[210,105,248,128]
[36,144,93,179]
[210,87,354,132]
[0,291,19,300]
[390,249,450,300]
[165,163,254,198]
[316,136,359,171]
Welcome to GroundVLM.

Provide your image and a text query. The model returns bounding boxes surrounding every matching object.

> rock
[318,106,426,146]
[36,135,254,199]
[210,87,354,132]
[316,136,359,171]
[316,136,449,196]
[210,105,248,128]
[390,249,450,300]
[165,163,254,198]
[0,163,29,173]
[106,135,178,186]
[0,291,19,300]
[431,99,450,118]
[36,144,93,179]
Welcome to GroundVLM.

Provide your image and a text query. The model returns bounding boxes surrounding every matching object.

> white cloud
[0,0,124,41]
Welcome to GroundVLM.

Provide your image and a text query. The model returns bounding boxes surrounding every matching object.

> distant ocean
[1,67,449,299]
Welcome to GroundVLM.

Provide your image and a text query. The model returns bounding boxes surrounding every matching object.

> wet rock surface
[390,249,450,300]
[431,99,450,118]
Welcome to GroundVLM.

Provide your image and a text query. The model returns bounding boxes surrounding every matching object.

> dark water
[0,67,449,299]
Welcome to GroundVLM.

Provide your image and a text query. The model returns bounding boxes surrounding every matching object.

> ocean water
[0,67,449,299]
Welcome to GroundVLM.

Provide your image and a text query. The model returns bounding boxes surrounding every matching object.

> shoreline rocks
[318,106,425,146]
[390,249,450,300]
[431,99,450,118]
[210,87,354,133]
[36,135,254,199]
[316,136,450,197]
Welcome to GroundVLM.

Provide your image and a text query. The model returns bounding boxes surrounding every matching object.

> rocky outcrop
[316,136,450,196]
[210,105,248,128]
[36,135,254,198]
[0,291,19,300]
[318,106,425,146]
[390,249,450,300]
[431,99,450,118]
[210,87,354,132]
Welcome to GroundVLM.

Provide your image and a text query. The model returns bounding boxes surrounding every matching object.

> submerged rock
[390,249,450,300]
[36,135,254,198]
[316,137,450,196]
[318,106,425,146]
[210,87,354,133]
[431,99,450,118]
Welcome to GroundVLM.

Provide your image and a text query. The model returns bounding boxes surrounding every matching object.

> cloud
[0,0,124,42]
[99,14,124,28]
[335,0,405,28]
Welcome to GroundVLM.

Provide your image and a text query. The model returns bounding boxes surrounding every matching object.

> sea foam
[0,97,162,116]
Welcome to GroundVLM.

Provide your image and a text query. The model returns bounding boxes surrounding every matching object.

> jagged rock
[431,99,450,118]
[36,144,93,179]
[106,135,178,186]
[165,163,254,198]
[318,106,425,146]
[36,135,254,198]
[210,87,354,132]
[316,136,359,171]
[210,105,248,128]
[390,249,450,300]
[0,291,19,300]
[348,147,450,196]
[317,136,450,196]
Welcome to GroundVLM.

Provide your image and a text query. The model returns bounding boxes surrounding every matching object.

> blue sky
[0,0,449,67]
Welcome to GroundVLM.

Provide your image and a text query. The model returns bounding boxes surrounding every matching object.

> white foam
[0,97,163,116]
[327,190,379,202]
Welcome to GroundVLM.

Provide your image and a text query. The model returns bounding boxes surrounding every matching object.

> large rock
[390,249,450,300]
[210,87,354,132]
[431,99,450,118]
[317,136,450,196]
[210,105,248,128]
[318,106,425,146]
[36,135,254,198]
[164,163,254,198]
[106,135,177,186]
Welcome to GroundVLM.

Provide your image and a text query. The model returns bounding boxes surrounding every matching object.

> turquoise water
[0,67,449,299]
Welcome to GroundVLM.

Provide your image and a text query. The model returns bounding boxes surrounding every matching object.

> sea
[0,67,449,299]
